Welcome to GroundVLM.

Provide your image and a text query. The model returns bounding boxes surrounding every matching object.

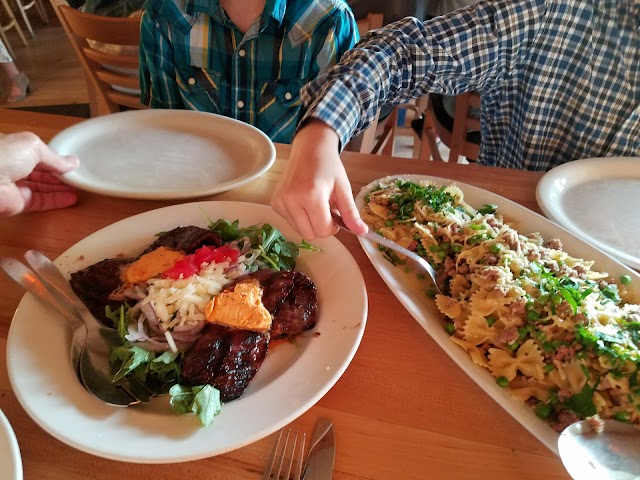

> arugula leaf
[208,218,306,271]
[105,304,133,341]
[169,384,222,427]
[110,344,155,382]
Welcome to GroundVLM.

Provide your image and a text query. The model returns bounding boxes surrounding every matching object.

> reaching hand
[0,132,79,216]
[271,120,368,239]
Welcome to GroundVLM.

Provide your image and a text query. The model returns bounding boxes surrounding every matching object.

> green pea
[490,243,502,254]
[451,244,463,253]
[429,244,441,252]
[444,322,456,335]
[527,309,540,321]
[621,275,632,285]
[496,376,509,388]
[486,315,497,327]
[535,404,552,419]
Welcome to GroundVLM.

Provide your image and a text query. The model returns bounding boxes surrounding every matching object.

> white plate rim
[50,110,277,200]
[6,201,367,463]
[0,409,22,480]
[535,156,640,270]
[355,174,640,455]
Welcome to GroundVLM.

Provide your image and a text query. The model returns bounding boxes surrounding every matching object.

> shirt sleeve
[312,7,360,78]
[300,0,546,150]
[139,8,184,109]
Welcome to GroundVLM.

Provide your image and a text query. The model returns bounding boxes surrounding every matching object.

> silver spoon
[558,419,640,479]
[331,211,443,294]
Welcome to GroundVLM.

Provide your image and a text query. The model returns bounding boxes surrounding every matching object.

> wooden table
[0,110,569,479]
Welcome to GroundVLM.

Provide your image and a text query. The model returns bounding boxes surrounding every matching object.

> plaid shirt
[302,0,640,170]
[140,0,358,143]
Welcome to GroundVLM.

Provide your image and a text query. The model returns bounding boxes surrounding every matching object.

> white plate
[7,202,367,463]
[355,174,640,455]
[49,110,276,200]
[536,157,640,270]
[0,409,22,480]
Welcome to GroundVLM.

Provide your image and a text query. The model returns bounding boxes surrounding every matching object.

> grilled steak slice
[270,271,318,339]
[69,257,133,323]
[181,324,269,401]
[224,269,318,339]
[142,226,223,255]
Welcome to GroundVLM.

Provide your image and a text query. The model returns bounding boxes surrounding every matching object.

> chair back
[428,92,481,162]
[51,0,145,116]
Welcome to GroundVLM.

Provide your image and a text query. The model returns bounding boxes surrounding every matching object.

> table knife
[302,418,335,480]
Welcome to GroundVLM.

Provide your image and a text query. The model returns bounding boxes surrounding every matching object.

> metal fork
[0,253,155,406]
[263,428,306,480]
[331,211,443,294]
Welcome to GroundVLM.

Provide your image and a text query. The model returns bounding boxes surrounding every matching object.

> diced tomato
[162,245,240,279]
[162,257,198,279]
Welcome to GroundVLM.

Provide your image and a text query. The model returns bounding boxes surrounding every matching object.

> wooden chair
[50,0,145,116]
[413,92,481,162]
[14,0,49,38]
[0,0,29,56]
[345,12,384,153]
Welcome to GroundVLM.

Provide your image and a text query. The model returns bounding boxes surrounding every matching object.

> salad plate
[49,110,276,200]
[0,409,22,480]
[355,174,640,455]
[6,201,367,463]
[536,157,640,270]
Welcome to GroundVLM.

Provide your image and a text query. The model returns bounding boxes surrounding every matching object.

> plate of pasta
[355,175,640,454]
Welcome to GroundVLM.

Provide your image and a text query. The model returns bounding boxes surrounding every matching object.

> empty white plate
[536,157,640,270]
[50,109,276,200]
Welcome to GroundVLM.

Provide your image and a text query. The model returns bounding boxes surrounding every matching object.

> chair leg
[14,0,35,38]
[0,0,29,45]
[35,0,49,23]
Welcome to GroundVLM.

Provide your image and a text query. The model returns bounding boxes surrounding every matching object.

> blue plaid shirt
[139,0,358,143]
[302,0,640,170]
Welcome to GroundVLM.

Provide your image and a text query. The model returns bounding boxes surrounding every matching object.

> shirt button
[238,49,246,57]
[188,77,196,86]
[284,92,292,100]
[237,100,245,108]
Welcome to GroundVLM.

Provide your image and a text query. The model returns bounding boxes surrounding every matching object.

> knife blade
[302,418,335,480]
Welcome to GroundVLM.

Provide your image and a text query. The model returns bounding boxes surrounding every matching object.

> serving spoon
[331,211,443,294]
[558,419,640,479]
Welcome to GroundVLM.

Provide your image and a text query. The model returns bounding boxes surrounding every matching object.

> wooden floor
[1,6,88,110]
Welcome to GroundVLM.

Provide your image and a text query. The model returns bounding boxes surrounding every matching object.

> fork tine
[294,433,306,480]
[274,428,292,479]
[263,429,285,480]
[282,430,298,480]
[263,428,306,480]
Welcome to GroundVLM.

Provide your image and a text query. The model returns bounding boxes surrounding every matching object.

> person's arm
[139,8,184,109]
[272,0,546,238]
[0,132,79,216]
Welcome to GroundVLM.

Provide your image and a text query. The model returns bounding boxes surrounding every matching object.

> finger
[332,179,368,235]
[22,188,78,213]
[31,136,80,173]
[20,177,77,193]
[0,183,28,216]
[32,158,78,175]
[24,170,73,186]
[275,197,318,241]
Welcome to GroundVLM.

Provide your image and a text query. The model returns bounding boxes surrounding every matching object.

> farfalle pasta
[361,178,640,432]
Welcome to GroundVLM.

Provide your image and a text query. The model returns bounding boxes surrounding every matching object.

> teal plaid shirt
[140,0,358,143]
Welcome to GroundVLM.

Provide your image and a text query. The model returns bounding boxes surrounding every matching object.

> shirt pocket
[175,67,223,113]
[257,79,306,143]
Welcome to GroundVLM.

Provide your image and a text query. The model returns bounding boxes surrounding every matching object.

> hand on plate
[0,132,79,216]
[271,120,369,239]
